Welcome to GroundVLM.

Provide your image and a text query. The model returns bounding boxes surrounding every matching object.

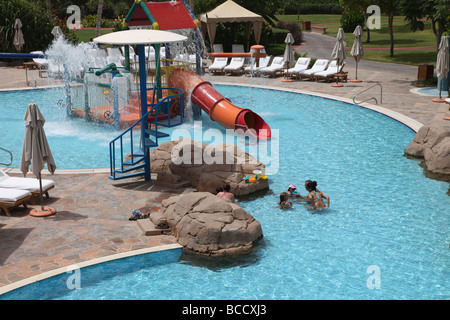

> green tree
[402,0,450,49]
[339,0,372,42]
[378,0,401,57]
[95,0,104,37]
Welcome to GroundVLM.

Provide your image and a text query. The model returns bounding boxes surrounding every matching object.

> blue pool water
[1,85,449,299]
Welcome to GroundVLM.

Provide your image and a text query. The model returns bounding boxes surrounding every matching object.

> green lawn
[74,29,113,43]
[276,14,439,66]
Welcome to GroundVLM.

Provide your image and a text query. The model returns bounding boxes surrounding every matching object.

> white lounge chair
[213,44,224,53]
[224,57,245,75]
[0,187,33,216]
[284,57,311,79]
[208,57,228,74]
[0,169,55,198]
[258,57,285,77]
[244,55,271,76]
[31,51,48,69]
[232,44,245,53]
[297,59,329,80]
[107,47,124,68]
[314,61,346,82]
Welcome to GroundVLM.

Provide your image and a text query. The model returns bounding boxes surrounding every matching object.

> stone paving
[0,31,449,291]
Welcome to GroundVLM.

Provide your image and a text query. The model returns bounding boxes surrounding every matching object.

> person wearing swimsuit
[305,180,330,210]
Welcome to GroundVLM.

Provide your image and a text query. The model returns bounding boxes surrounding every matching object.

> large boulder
[405,123,450,175]
[161,192,263,256]
[150,138,269,196]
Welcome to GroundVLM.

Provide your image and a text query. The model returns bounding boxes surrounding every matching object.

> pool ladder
[353,83,382,105]
[0,147,13,166]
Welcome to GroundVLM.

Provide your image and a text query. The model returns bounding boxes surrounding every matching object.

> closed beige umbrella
[350,25,364,82]
[331,28,346,87]
[435,36,449,101]
[13,18,25,52]
[282,33,295,82]
[20,103,56,216]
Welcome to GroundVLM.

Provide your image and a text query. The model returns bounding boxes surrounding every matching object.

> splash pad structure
[2,1,271,182]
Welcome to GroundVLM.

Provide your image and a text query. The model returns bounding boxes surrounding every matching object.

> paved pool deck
[0,32,449,293]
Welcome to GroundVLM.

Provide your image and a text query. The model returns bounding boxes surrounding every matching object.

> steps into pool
[109,90,185,181]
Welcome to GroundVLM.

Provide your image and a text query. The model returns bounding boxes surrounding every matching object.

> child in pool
[287,184,303,199]
[278,192,293,209]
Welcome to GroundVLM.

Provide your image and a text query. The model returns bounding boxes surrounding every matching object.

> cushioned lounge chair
[284,57,311,79]
[0,187,33,216]
[297,59,329,80]
[314,61,346,82]
[258,57,285,77]
[244,55,271,76]
[224,57,245,75]
[0,169,55,198]
[208,57,228,74]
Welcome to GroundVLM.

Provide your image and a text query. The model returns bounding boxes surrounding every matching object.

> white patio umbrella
[282,33,295,82]
[51,26,64,39]
[13,18,25,52]
[331,28,346,87]
[435,36,449,101]
[20,103,57,217]
[350,25,364,82]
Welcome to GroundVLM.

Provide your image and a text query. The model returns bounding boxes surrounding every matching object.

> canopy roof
[199,0,263,23]
[93,29,187,45]
[199,0,263,51]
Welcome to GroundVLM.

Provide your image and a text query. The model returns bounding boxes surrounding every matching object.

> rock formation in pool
[149,138,269,196]
[161,192,263,256]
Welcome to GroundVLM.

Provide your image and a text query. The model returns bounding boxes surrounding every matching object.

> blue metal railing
[109,87,184,180]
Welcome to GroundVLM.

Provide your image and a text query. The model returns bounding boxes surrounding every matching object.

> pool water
[1,85,449,300]
[0,88,121,169]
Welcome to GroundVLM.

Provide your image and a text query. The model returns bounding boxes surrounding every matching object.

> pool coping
[0,243,182,296]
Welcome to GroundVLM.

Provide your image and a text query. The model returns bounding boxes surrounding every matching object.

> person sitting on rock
[217,183,234,202]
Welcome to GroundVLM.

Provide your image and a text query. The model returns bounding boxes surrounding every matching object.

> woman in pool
[305,180,330,210]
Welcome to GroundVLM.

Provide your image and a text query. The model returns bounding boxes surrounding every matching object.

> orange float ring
[443,116,450,121]
[30,206,56,217]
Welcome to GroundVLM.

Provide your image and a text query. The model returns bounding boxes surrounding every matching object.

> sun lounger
[314,61,346,82]
[258,57,285,77]
[297,59,329,80]
[224,57,245,75]
[284,57,311,79]
[0,169,55,198]
[244,55,271,76]
[213,44,224,53]
[0,187,33,216]
[107,47,124,68]
[208,57,228,74]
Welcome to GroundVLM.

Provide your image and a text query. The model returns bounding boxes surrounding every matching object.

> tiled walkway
[0,171,182,288]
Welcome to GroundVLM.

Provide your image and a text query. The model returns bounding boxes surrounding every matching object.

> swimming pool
[0,85,449,299]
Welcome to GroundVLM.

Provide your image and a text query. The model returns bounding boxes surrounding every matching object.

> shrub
[340,11,365,33]
[275,21,303,44]
[0,0,54,52]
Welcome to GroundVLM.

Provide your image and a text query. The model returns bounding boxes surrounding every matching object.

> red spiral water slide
[168,68,271,140]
